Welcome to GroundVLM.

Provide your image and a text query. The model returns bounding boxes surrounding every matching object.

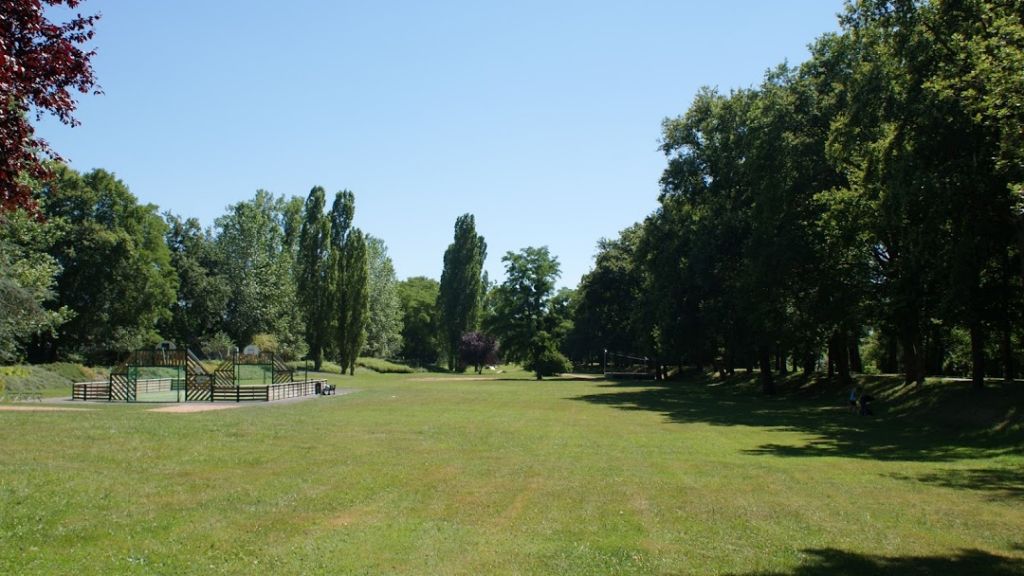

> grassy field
[1,369,1022,575]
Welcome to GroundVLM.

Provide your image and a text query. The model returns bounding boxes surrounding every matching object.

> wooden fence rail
[72,381,109,401]
[211,385,268,402]
[268,379,323,401]
[72,379,325,403]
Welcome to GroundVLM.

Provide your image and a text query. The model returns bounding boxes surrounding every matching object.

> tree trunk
[848,334,863,373]
[831,331,852,387]
[759,345,774,395]
[881,331,899,374]
[970,320,985,389]
[827,338,836,380]
[900,319,924,385]
[803,351,816,377]
[1002,319,1014,383]
[1002,249,1015,383]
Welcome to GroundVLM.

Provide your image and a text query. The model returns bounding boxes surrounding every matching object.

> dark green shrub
[524,349,572,379]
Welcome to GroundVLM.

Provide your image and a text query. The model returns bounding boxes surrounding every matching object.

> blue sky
[37,1,844,288]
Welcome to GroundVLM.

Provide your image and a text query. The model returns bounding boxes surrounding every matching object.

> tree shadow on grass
[885,466,1024,501]
[724,548,1024,576]
[572,376,1023,462]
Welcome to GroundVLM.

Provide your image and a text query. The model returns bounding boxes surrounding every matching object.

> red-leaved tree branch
[1,0,100,213]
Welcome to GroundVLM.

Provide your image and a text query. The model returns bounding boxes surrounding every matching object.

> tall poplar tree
[297,186,331,370]
[438,214,487,370]
[328,190,357,372]
[341,229,369,375]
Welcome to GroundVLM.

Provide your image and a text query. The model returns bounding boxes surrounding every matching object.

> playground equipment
[71,347,315,403]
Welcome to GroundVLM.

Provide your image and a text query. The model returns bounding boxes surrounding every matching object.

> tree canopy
[1,0,100,213]
[363,235,403,359]
[559,0,1024,391]
[487,246,566,379]
[0,208,70,362]
[397,276,441,365]
[297,186,331,370]
[160,213,229,352]
[37,166,176,360]
[438,214,487,370]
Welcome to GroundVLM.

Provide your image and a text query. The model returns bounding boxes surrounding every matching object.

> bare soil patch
[0,405,94,412]
[410,374,599,382]
[408,376,504,382]
[148,403,243,414]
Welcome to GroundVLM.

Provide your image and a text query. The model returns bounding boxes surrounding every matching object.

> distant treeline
[0,166,409,367]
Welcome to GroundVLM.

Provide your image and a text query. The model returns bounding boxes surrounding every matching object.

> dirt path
[148,389,357,413]
[0,405,94,412]
[409,374,601,382]
[148,403,244,413]
[408,376,505,382]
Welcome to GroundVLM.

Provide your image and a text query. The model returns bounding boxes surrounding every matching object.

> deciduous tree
[487,246,563,380]
[0,208,71,362]
[458,331,499,374]
[37,165,176,360]
[397,276,441,365]
[1,0,100,213]
[363,236,403,358]
[161,213,229,351]
[215,190,302,353]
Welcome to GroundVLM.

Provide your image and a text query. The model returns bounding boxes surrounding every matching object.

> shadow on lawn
[725,548,1024,576]
[886,466,1024,501]
[571,375,1023,463]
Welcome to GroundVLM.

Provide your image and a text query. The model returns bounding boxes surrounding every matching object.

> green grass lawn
[1,369,1022,575]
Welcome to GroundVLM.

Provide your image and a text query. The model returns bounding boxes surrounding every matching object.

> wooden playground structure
[72,348,324,403]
